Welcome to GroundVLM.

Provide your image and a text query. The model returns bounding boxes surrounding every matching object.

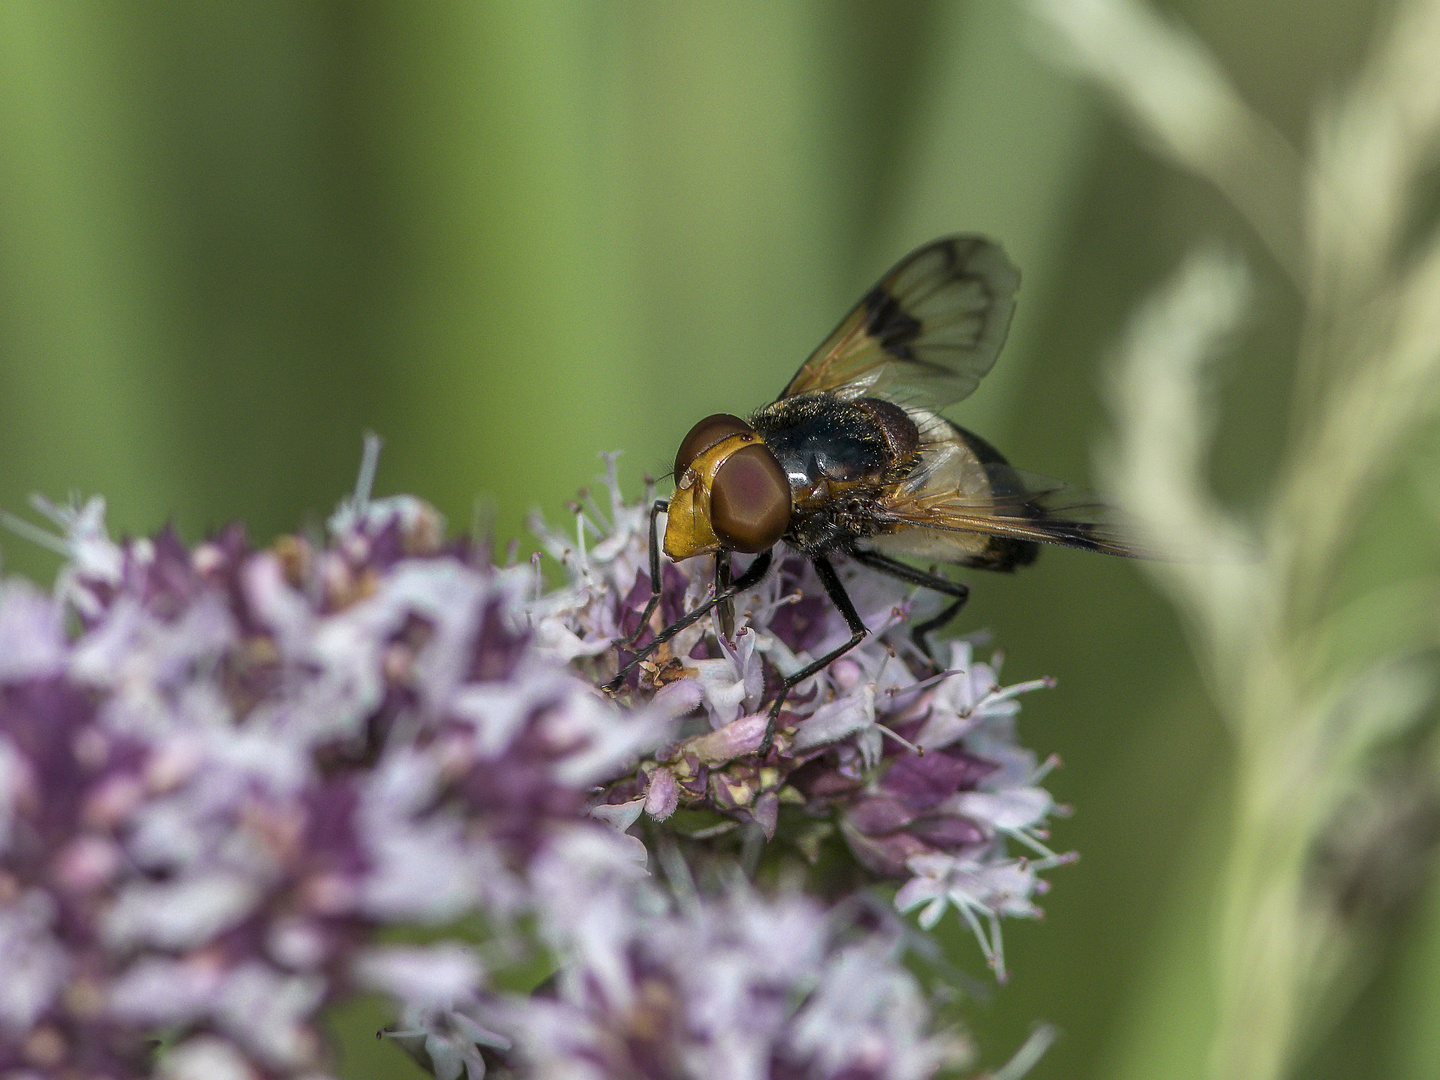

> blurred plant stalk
[1033,0,1440,1078]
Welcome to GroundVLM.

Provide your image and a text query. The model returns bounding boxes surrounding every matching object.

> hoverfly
[606,236,1134,747]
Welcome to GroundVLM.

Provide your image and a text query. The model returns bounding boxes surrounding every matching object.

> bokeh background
[2,3,1434,1079]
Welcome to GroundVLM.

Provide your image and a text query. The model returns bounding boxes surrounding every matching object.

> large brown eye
[674,413,752,480]
[711,443,790,552]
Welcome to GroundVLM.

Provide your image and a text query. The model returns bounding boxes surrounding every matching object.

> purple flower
[0,474,672,1077]
[491,874,971,1080]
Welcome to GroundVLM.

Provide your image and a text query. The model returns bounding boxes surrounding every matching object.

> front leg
[605,548,774,695]
[714,552,734,639]
[615,499,669,649]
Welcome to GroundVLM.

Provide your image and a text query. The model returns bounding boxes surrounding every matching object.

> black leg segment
[759,555,869,755]
[848,548,968,667]
[605,547,774,693]
[615,500,669,649]
[714,552,734,639]
[606,536,967,757]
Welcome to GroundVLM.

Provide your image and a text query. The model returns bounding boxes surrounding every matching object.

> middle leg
[760,554,869,755]
[848,548,969,668]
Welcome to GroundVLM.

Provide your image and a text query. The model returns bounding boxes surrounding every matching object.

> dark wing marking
[778,236,1020,410]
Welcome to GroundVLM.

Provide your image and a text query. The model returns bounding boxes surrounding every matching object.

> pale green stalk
[1031,1,1440,1078]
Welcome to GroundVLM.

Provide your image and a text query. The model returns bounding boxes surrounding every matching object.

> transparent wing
[778,235,1020,410]
[880,477,1139,556]
[875,425,1141,558]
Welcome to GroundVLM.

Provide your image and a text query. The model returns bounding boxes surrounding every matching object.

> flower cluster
[383,850,973,1080]
[0,451,1069,1078]
[0,486,664,1078]
[501,873,971,1080]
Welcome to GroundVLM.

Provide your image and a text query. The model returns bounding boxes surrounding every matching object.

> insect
[606,236,1134,748]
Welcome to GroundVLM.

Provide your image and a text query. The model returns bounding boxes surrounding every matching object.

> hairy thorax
[750,393,921,555]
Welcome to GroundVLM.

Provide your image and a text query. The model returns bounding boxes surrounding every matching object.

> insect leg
[714,552,734,638]
[615,500,669,649]
[848,548,968,668]
[761,555,868,755]
[605,547,774,693]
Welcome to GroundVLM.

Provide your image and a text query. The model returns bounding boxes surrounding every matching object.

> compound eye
[711,443,791,552]
[674,413,752,481]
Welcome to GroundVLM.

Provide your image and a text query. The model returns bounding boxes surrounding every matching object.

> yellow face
[663,431,755,560]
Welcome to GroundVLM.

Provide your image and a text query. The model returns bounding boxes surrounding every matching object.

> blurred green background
[3,2,1433,1079]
